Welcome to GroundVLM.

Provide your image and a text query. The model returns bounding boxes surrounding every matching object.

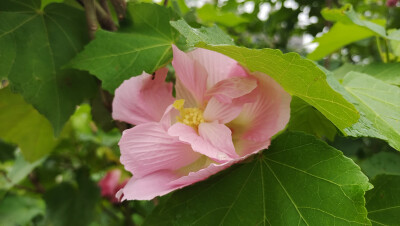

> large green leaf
[170,19,234,46]
[360,152,400,178]
[44,169,100,226]
[145,132,371,225]
[334,63,400,86]
[288,96,337,141]
[197,44,359,130]
[366,175,400,226]
[0,88,57,162]
[0,0,97,135]
[69,3,178,92]
[341,72,400,151]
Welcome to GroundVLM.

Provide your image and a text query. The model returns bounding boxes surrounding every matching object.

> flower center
[173,99,205,128]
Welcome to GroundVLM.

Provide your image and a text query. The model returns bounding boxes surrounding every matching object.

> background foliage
[1,0,400,225]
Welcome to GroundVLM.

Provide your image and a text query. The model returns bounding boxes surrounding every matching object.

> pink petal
[112,68,174,125]
[175,78,198,108]
[172,45,208,106]
[230,72,291,156]
[203,97,244,124]
[205,77,257,104]
[119,171,180,201]
[119,122,201,178]
[98,169,121,197]
[187,48,248,88]
[168,122,238,162]
[169,150,255,187]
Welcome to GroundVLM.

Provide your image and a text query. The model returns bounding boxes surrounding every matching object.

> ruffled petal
[119,122,200,178]
[187,47,248,88]
[205,77,257,104]
[172,45,208,106]
[229,72,291,156]
[119,171,179,201]
[112,68,174,125]
[168,122,238,162]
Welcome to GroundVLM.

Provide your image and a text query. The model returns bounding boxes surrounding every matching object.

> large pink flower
[112,46,291,201]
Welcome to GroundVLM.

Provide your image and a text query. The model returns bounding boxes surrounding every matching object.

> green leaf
[388,29,400,56]
[288,96,337,141]
[197,4,249,27]
[0,88,57,162]
[360,152,400,179]
[0,152,44,190]
[321,4,386,38]
[170,19,234,47]
[309,4,389,60]
[0,0,97,135]
[308,23,376,61]
[0,194,45,226]
[366,175,400,226]
[145,132,370,225]
[334,63,400,86]
[44,168,100,226]
[341,72,400,151]
[196,44,359,130]
[69,3,178,92]
[41,0,63,9]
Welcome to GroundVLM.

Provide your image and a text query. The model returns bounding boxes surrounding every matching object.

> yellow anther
[173,99,205,128]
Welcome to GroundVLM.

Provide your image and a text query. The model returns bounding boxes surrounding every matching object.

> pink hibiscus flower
[112,45,291,201]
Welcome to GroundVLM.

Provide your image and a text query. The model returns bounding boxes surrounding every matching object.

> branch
[110,0,127,21]
[83,0,98,40]
[95,1,117,31]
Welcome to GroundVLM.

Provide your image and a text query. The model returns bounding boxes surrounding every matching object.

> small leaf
[308,4,389,60]
[308,23,376,61]
[321,4,387,38]
[170,19,234,46]
[70,3,178,92]
[196,4,249,27]
[0,152,44,190]
[197,44,359,130]
[145,132,371,225]
[366,175,400,226]
[0,194,45,226]
[0,0,97,135]
[0,88,57,162]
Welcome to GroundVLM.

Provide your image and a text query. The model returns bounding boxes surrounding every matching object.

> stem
[376,36,387,63]
[164,0,168,6]
[83,0,98,40]
[122,202,135,226]
[110,0,126,21]
[95,1,117,31]
[28,173,45,194]
[99,0,111,15]
[383,38,391,63]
